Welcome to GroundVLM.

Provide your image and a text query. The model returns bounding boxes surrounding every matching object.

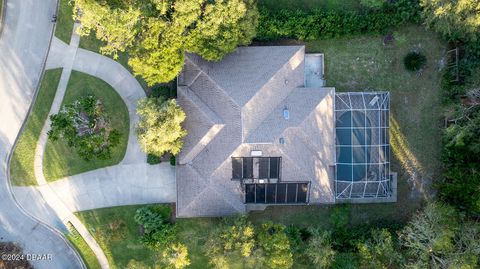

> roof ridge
[241,47,305,141]
[186,55,241,108]
[178,86,223,125]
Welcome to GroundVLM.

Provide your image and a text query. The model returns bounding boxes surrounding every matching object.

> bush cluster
[404,52,427,71]
[256,0,420,41]
[134,205,176,249]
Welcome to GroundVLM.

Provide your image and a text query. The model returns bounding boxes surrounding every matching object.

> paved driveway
[0,1,83,268]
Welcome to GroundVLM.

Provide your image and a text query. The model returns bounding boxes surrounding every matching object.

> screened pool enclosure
[335,92,391,199]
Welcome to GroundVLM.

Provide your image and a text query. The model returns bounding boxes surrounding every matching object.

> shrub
[48,95,120,160]
[150,84,177,99]
[285,225,304,253]
[134,205,175,249]
[305,229,336,269]
[161,243,191,269]
[205,215,256,268]
[170,155,176,166]
[404,52,427,71]
[147,154,161,165]
[357,229,402,268]
[256,222,293,269]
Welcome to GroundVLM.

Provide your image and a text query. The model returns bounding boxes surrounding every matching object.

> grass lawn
[10,69,63,186]
[75,205,162,269]
[66,224,101,269]
[43,71,129,181]
[55,0,74,44]
[258,0,362,12]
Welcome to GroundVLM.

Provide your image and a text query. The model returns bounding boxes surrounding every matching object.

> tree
[75,0,258,85]
[205,215,256,268]
[304,229,335,269]
[184,0,258,61]
[399,202,480,268]
[48,95,120,160]
[74,0,141,58]
[256,222,293,269]
[161,243,191,269]
[398,202,460,268]
[439,108,480,215]
[357,229,401,269]
[420,0,480,41]
[136,97,187,157]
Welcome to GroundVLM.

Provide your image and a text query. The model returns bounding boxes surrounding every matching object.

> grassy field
[75,205,160,269]
[258,0,362,12]
[43,71,129,181]
[10,69,63,186]
[54,0,74,44]
[66,224,101,269]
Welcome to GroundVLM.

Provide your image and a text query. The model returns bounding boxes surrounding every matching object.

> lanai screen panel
[335,92,391,199]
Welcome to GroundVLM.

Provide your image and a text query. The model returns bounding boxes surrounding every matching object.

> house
[176,46,393,218]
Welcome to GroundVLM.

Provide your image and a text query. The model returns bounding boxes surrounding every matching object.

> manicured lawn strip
[75,205,161,269]
[307,25,445,187]
[43,71,129,181]
[258,0,362,12]
[66,224,101,269]
[10,68,63,186]
[55,0,74,44]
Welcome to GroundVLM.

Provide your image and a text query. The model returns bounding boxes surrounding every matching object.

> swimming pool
[336,110,372,182]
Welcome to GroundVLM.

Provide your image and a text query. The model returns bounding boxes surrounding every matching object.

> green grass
[66,224,101,269]
[43,71,129,181]
[10,69,63,186]
[258,0,362,12]
[75,205,165,269]
[55,0,74,44]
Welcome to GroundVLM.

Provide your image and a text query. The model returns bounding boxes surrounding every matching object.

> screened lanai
[334,92,391,199]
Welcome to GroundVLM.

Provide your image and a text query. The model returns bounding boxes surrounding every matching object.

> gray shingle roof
[176,46,335,217]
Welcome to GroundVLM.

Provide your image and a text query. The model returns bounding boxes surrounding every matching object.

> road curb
[0,0,6,37]
[4,0,86,268]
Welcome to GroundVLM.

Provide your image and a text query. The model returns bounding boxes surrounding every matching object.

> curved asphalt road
[0,1,84,268]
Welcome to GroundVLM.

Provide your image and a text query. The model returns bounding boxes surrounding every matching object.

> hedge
[256,0,421,41]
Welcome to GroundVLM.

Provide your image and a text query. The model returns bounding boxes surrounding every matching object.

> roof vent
[283,108,289,120]
[279,137,285,144]
[284,79,289,85]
